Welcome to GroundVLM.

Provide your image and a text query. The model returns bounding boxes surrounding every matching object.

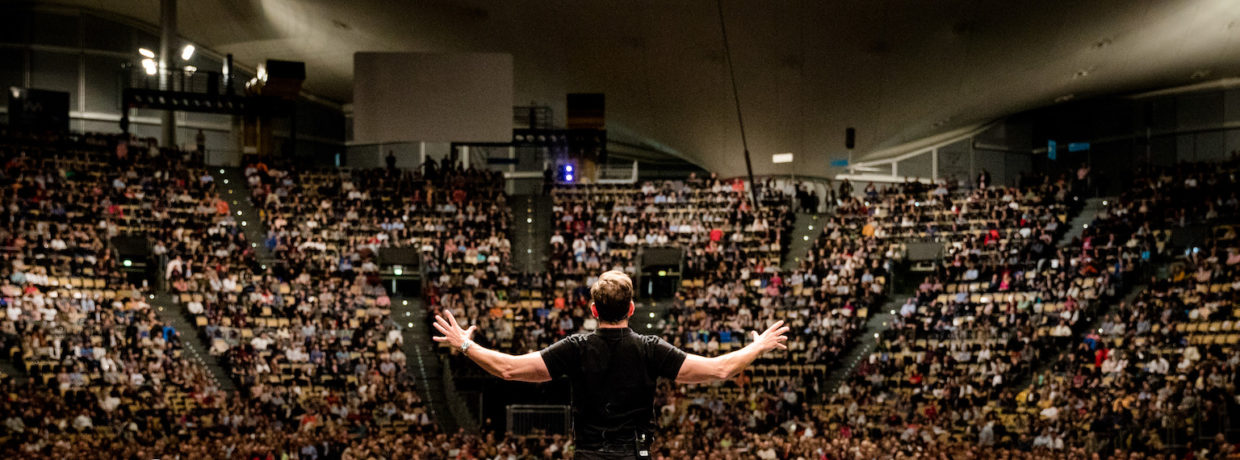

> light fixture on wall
[138,48,155,59]
[181,44,195,60]
[142,59,158,75]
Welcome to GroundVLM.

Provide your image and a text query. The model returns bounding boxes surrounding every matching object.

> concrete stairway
[213,167,275,265]
[782,213,827,271]
[0,353,26,383]
[393,296,468,432]
[150,291,237,391]
[1058,197,1111,248]
[819,297,900,399]
[633,299,673,336]
[510,195,552,275]
[1013,280,1147,391]
[133,166,266,393]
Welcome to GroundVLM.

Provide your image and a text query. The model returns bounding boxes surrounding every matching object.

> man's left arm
[673,320,789,384]
[433,310,551,383]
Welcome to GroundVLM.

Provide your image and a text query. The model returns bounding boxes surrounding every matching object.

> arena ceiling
[43,0,1240,175]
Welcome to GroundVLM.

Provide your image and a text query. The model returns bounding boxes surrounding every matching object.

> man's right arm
[675,320,789,384]
[432,310,551,383]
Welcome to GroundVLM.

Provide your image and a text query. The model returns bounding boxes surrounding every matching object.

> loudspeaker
[378,247,422,267]
[110,236,150,258]
[845,127,856,150]
[261,60,306,99]
[639,247,684,268]
[566,93,605,130]
[906,241,943,262]
[265,60,306,80]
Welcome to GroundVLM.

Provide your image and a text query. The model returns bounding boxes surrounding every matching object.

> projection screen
[352,52,513,144]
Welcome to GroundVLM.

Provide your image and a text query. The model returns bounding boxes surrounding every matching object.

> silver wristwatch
[460,340,474,354]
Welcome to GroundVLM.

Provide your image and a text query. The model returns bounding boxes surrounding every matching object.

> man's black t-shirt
[540,327,687,450]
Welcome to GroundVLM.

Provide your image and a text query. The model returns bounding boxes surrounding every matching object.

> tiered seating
[251,164,511,274]
[1006,239,1239,453]
[815,178,1099,445]
[0,131,227,448]
[552,175,787,274]
[185,163,426,391]
[994,161,1240,453]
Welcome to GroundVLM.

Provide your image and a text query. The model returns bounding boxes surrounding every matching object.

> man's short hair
[591,271,633,323]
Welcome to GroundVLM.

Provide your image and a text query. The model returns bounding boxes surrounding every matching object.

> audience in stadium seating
[4,124,1240,459]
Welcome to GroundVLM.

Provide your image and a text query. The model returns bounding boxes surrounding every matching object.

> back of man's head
[590,270,633,323]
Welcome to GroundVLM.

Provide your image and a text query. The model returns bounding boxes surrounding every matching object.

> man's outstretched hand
[432,309,475,349]
[750,320,790,353]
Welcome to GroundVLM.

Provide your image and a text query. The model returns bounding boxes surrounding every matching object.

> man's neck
[597,320,629,329]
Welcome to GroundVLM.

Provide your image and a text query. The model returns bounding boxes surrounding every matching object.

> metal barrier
[596,160,639,183]
[507,404,571,437]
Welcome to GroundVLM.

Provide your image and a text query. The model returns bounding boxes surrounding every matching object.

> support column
[228,115,244,166]
[159,0,177,148]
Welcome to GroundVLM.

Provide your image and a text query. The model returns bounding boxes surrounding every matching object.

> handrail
[595,160,639,184]
[849,121,996,168]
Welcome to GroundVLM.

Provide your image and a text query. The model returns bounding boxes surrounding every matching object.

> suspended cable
[716,0,761,209]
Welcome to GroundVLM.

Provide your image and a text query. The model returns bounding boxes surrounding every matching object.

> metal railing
[507,404,571,437]
[596,160,638,183]
[125,66,233,95]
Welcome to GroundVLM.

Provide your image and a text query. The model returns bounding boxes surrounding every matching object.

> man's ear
[590,303,598,318]
[627,301,634,318]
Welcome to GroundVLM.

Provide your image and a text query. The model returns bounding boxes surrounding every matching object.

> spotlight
[181,44,195,60]
[184,65,197,76]
[123,259,133,267]
[142,59,157,75]
[394,266,404,276]
[138,48,155,59]
[565,174,574,182]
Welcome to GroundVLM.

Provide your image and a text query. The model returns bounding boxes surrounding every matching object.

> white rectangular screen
[771,153,794,164]
[353,52,513,144]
